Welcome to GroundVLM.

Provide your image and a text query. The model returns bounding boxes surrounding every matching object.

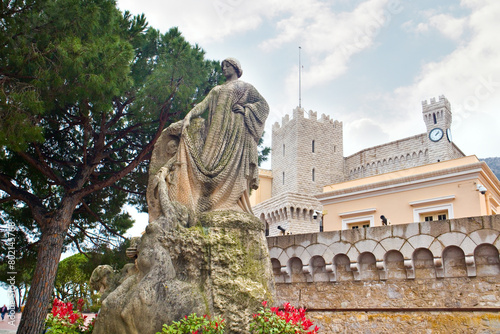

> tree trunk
[17,215,70,334]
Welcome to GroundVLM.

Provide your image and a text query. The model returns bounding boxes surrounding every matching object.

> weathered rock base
[93,210,275,334]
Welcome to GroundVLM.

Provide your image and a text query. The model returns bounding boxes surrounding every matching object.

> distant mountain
[481,157,500,181]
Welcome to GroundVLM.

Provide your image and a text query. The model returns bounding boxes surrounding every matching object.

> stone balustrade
[268,215,500,283]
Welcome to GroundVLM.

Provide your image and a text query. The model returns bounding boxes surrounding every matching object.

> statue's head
[222,58,243,78]
[166,138,179,155]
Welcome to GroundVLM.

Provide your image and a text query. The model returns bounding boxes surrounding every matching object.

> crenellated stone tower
[253,107,344,236]
[271,107,344,196]
[422,95,455,163]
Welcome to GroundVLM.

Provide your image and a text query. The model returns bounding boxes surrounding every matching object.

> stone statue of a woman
[94,58,274,334]
[148,57,269,222]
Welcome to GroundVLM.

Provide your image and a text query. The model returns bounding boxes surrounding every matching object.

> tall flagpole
[299,46,302,108]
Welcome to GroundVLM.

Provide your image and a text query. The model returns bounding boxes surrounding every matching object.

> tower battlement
[271,106,344,197]
[273,107,338,131]
[422,95,451,113]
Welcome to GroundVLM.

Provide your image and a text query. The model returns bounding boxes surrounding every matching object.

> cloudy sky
[114,0,500,236]
[117,0,499,163]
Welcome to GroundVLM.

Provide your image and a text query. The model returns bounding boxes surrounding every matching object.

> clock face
[446,128,452,142]
[429,128,444,142]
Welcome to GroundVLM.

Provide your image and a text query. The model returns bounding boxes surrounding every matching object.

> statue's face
[222,61,237,79]
[166,140,178,155]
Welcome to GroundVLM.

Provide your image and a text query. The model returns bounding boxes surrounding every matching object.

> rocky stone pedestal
[92,210,275,334]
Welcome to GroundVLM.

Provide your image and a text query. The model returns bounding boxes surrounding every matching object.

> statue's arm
[183,90,212,128]
[241,87,269,141]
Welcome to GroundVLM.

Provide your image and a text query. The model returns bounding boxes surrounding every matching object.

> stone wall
[344,134,430,180]
[276,278,500,333]
[253,192,322,236]
[268,215,500,332]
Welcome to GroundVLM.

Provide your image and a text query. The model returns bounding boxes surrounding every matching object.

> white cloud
[376,0,500,157]
[117,0,266,43]
[404,13,467,40]
[428,14,467,40]
[345,118,390,152]
[260,0,403,92]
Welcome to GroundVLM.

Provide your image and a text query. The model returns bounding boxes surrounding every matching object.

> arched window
[312,140,315,153]
[283,144,285,156]
[312,168,315,181]
[433,113,437,124]
[282,172,285,185]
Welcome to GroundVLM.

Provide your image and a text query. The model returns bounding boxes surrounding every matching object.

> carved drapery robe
[149,79,269,220]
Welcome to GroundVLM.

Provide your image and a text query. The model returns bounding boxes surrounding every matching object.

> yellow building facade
[318,155,500,230]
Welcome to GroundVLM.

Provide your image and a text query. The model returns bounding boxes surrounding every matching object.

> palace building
[251,95,500,236]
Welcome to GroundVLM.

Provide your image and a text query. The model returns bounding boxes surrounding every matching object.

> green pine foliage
[0,0,223,332]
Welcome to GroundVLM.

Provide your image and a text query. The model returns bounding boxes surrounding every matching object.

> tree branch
[0,173,47,225]
[77,88,180,198]
[17,147,65,186]
[80,201,126,240]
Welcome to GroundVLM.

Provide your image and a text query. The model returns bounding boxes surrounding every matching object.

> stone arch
[333,254,353,281]
[309,209,315,222]
[290,207,295,219]
[443,246,467,277]
[412,152,417,160]
[288,257,307,283]
[384,250,406,280]
[308,208,313,220]
[474,244,500,276]
[413,248,436,279]
[271,258,285,283]
[406,153,411,161]
[310,256,329,282]
[271,258,281,276]
[358,252,379,281]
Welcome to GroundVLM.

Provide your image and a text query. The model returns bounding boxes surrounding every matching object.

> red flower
[68,312,80,324]
[77,298,85,312]
[262,300,268,307]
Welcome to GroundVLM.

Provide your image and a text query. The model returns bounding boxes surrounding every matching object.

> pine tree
[0,0,222,332]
